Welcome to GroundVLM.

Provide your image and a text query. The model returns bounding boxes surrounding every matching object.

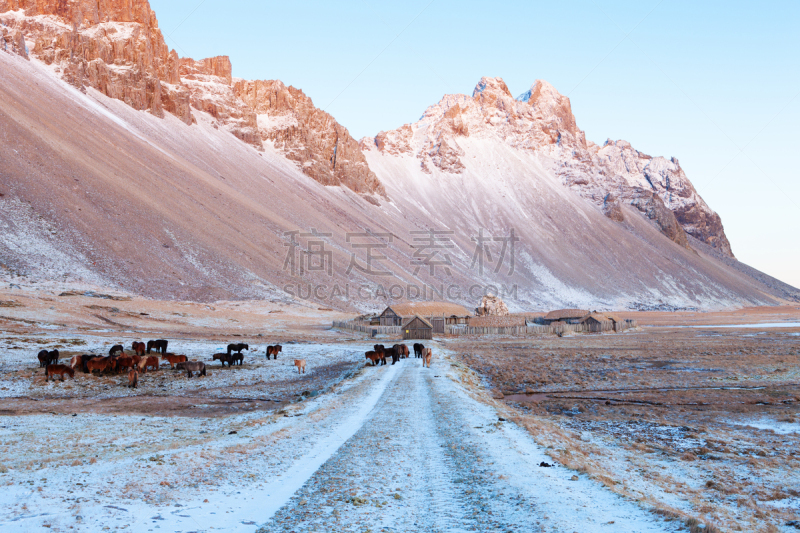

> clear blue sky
[150,0,800,289]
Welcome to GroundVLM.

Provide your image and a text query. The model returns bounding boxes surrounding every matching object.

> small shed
[402,315,433,340]
[379,306,404,327]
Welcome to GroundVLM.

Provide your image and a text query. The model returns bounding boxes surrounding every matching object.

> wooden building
[579,313,615,332]
[542,309,591,325]
[379,302,471,328]
[402,315,433,340]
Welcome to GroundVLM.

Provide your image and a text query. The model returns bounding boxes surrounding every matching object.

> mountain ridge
[1,1,796,310]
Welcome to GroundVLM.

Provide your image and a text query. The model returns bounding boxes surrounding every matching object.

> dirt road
[1,346,677,532]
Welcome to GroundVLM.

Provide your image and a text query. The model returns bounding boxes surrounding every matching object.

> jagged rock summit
[362,76,732,256]
[0,0,383,199]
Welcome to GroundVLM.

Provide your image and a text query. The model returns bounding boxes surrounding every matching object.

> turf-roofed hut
[379,301,472,331]
[402,315,433,340]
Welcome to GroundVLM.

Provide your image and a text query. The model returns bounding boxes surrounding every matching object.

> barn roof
[468,316,527,327]
[401,315,433,329]
[387,301,471,318]
[545,309,591,320]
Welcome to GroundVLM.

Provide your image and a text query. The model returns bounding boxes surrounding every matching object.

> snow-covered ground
[0,345,678,532]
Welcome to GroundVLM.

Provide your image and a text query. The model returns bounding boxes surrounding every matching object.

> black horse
[37,350,59,367]
[147,339,168,354]
[227,343,249,356]
[109,345,125,357]
[413,343,425,359]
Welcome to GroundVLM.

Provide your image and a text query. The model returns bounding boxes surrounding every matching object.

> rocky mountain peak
[0,0,386,199]
[473,76,513,99]
[365,76,734,257]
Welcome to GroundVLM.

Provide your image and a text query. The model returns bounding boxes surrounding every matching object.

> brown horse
[176,361,206,378]
[115,356,136,372]
[141,356,159,373]
[212,353,232,367]
[131,342,146,357]
[162,354,188,369]
[373,345,387,365]
[229,353,244,366]
[294,359,306,374]
[46,364,74,381]
[423,348,433,368]
[128,370,138,388]
[399,344,410,358]
[74,354,96,373]
[87,357,111,374]
[365,351,382,366]
[266,345,282,360]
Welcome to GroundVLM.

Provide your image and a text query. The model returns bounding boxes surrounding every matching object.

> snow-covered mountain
[1,0,797,310]
[361,77,731,256]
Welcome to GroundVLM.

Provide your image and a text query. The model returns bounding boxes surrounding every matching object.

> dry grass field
[448,312,800,532]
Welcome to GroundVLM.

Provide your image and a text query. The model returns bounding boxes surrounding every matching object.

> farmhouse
[402,315,433,340]
[378,302,471,333]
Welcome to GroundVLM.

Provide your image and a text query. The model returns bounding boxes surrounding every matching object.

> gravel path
[258,350,677,533]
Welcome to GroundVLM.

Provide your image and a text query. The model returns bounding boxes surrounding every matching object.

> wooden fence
[332,320,401,336]
[333,319,637,338]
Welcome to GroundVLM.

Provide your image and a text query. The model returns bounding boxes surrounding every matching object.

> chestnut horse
[87,357,111,374]
[115,356,136,372]
[266,345,282,360]
[46,364,74,381]
[128,370,138,388]
[131,342,146,357]
[162,354,188,369]
[365,351,382,366]
[140,356,159,373]
[398,344,410,358]
[294,359,306,374]
[423,348,433,368]
[212,353,232,367]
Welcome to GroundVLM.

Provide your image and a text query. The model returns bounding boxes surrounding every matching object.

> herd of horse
[36,341,296,386]
[365,343,433,368]
[38,337,432,388]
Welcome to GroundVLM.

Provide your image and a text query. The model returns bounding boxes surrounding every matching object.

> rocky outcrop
[1,22,28,58]
[363,76,733,256]
[179,56,260,147]
[475,294,509,317]
[0,0,191,122]
[233,79,385,197]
